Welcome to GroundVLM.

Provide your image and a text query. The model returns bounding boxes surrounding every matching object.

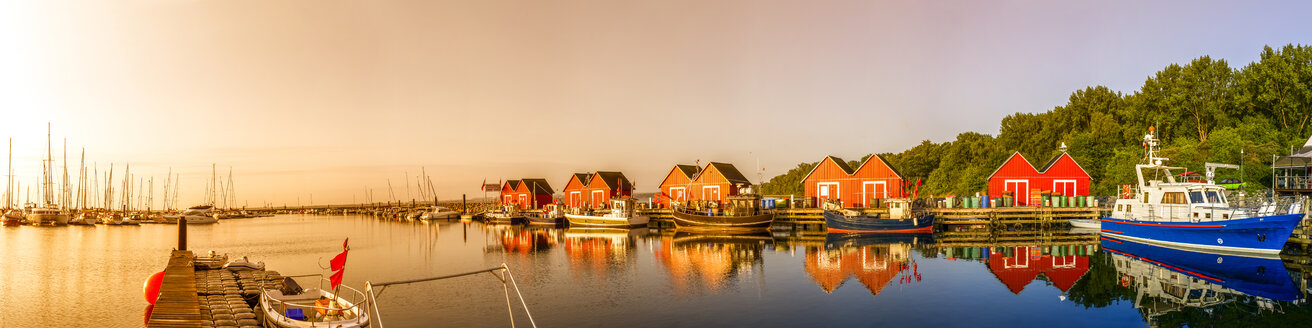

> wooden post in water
[462,194,467,214]
[177,214,187,251]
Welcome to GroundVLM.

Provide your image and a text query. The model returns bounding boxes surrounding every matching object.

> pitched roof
[504,180,521,190]
[519,178,553,194]
[800,156,852,182]
[676,164,699,178]
[854,154,904,180]
[1037,152,1090,177]
[571,173,592,186]
[593,171,632,190]
[986,152,1038,179]
[705,162,752,185]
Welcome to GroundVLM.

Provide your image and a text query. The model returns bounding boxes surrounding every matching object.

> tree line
[763,44,1312,197]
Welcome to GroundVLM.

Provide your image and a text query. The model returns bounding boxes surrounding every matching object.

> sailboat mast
[6,138,11,209]
[45,122,53,206]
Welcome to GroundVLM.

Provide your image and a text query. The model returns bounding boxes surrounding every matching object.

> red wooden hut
[562,173,592,208]
[500,178,554,209]
[801,155,907,208]
[987,152,1090,205]
[657,164,700,208]
[688,162,752,203]
[585,171,633,207]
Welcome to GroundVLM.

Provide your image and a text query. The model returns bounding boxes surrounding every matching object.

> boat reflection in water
[563,228,648,276]
[806,233,930,295]
[1102,237,1302,325]
[655,230,771,295]
[494,225,561,254]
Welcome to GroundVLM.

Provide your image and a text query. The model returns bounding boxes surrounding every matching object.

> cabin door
[569,192,582,207]
[703,186,721,202]
[862,181,887,207]
[591,190,605,208]
[519,195,528,209]
[1052,180,1077,197]
[816,182,839,206]
[1004,180,1029,206]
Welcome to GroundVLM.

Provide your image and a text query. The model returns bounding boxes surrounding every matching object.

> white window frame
[1053,179,1077,197]
[569,191,582,207]
[591,190,605,207]
[669,187,686,201]
[862,181,887,207]
[816,182,840,199]
[703,185,721,201]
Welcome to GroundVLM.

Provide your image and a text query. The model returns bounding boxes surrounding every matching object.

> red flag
[342,238,350,250]
[329,270,344,289]
[330,251,348,271]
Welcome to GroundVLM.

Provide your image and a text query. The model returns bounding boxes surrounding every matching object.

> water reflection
[804,233,931,295]
[493,225,561,254]
[655,230,770,296]
[1102,238,1303,326]
[563,228,647,276]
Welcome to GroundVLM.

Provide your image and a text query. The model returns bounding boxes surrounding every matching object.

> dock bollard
[177,215,188,251]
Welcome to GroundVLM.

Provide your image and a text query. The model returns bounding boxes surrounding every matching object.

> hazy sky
[2,1,1310,207]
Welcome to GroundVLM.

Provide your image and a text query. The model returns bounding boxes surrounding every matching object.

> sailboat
[29,123,69,226]
[2,138,24,226]
[1101,127,1305,256]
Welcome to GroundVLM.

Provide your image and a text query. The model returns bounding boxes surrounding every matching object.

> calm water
[1,215,1309,327]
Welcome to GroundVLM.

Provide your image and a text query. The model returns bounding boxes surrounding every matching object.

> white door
[862,181,887,207]
[817,182,840,206]
[1005,180,1029,205]
[591,190,605,207]
[1053,180,1077,197]
[569,192,581,207]
[519,195,528,208]
[704,186,721,201]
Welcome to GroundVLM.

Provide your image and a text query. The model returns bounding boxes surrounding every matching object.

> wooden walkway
[147,250,203,328]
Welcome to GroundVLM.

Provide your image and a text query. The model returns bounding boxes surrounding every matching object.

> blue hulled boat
[1102,128,1305,256]
[823,199,934,233]
[1101,237,1301,302]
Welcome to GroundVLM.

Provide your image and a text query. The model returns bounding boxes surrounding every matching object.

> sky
[2,0,1311,208]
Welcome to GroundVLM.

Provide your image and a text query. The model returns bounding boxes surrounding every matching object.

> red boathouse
[801,155,907,208]
[500,178,554,209]
[986,152,1090,205]
[563,171,633,208]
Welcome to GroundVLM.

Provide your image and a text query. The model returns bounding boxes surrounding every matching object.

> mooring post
[177,215,188,251]
[462,194,467,214]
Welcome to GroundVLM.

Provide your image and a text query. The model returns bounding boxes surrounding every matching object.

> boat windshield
[1189,191,1205,204]
[1207,190,1223,204]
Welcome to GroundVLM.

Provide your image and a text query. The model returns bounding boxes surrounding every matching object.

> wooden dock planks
[147,250,203,328]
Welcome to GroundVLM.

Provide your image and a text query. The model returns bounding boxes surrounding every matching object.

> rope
[503,271,516,328]
[504,266,538,328]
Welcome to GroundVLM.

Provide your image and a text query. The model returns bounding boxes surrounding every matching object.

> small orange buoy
[144,271,165,304]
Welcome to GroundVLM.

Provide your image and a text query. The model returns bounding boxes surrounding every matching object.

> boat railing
[260,273,371,327]
[363,263,537,328]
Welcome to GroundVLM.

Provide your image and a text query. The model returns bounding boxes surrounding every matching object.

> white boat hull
[1069,219,1101,229]
[564,213,649,228]
[29,213,69,225]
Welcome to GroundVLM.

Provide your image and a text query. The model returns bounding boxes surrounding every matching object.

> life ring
[1120,185,1132,199]
[1120,275,1131,288]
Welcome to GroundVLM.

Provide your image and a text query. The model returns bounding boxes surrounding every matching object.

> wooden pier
[638,206,1105,227]
[147,250,203,328]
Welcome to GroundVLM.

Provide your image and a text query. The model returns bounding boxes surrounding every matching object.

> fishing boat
[484,205,526,224]
[670,193,773,231]
[526,204,565,226]
[1069,219,1101,229]
[822,199,934,233]
[564,198,649,228]
[261,275,370,328]
[1101,127,1305,256]
[419,206,460,220]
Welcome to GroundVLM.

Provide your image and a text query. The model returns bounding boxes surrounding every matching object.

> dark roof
[505,180,521,190]
[1038,153,1066,173]
[828,156,855,175]
[707,162,752,185]
[593,171,632,190]
[676,164,700,178]
[572,173,592,186]
[519,178,553,194]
